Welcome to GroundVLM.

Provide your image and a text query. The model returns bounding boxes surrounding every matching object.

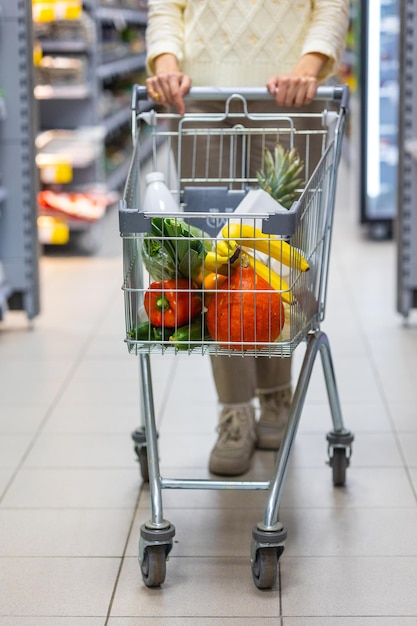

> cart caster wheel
[331,447,348,486]
[327,431,353,487]
[252,547,279,589]
[141,545,167,587]
[134,444,149,483]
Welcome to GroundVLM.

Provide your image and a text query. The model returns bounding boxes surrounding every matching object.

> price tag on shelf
[33,43,43,67]
[32,1,82,23]
[37,216,70,245]
[37,158,73,184]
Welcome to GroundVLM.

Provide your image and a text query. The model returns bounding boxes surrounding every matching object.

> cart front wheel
[331,447,348,486]
[134,445,149,483]
[252,547,279,589]
[141,545,167,587]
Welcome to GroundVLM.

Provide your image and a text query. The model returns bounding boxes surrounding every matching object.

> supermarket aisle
[1,153,417,625]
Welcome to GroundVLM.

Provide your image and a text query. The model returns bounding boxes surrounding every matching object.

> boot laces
[217,407,251,443]
[259,389,291,424]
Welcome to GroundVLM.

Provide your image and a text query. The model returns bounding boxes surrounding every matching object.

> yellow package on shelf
[32,0,82,23]
[37,216,70,245]
[37,158,73,185]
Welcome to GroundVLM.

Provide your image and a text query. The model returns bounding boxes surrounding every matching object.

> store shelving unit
[34,0,148,251]
[0,0,40,320]
[396,0,417,317]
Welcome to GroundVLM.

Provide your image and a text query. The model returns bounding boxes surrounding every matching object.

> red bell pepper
[144,278,202,328]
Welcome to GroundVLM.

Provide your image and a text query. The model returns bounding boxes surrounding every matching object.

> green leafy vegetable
[141,217,213,281]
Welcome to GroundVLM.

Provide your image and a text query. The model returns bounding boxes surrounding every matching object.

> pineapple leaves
[256,143,305,210]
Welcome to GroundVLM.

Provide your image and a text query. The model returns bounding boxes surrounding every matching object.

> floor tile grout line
[355,325,417,506]
[323,237,417,507]
[0,289,129,507]
[105,478,143,624]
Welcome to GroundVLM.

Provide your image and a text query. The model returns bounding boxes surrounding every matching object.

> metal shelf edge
[97,53,145,79]
[39,40,92,54]
[103,107,130,135]
[105,159,131,192]
[95,7,147,24]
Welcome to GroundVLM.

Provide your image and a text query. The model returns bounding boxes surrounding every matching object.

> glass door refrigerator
[359,0,400,239]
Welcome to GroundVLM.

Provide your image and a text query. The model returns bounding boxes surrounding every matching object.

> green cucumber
[169,317,209,350]
[128,321,154,341]
[128,321,171,342]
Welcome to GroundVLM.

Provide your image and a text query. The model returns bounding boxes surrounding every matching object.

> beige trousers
[211,354,292,404]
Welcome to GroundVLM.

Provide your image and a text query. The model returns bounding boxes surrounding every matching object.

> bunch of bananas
[202,224,310,306]
[221,224,310,272]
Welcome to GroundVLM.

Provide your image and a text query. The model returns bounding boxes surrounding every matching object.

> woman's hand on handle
[267,52,329,107]
[146,53,191,115]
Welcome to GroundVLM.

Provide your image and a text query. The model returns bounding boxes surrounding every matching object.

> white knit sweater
[146,0,350,86]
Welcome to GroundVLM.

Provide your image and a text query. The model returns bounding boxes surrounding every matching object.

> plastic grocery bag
[229,188,286,227]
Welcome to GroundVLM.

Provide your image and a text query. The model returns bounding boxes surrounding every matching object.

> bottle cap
[145,171,165,184]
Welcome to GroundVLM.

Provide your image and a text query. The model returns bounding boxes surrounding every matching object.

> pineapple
[256,143,305,209]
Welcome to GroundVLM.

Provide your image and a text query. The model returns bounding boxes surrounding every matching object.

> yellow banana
[205,240,241,273]
[204,251,239,274]
[215,238,239,258]
[221,224,309,272]
[245,252,295,305]
[204,251,229,272]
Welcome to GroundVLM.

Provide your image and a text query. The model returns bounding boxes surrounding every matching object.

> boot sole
[209,455,252,476]
[255,430,283,450]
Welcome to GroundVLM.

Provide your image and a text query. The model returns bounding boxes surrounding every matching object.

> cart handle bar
[132,84,349,114]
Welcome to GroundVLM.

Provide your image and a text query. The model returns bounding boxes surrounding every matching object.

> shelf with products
[336,0,359,95]
[331,0,359,156]
[33,0,148,252]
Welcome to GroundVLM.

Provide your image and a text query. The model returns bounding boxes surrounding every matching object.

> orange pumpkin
[206,265,285,351]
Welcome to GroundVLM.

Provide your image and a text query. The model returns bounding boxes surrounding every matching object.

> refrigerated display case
[359,0,400,239]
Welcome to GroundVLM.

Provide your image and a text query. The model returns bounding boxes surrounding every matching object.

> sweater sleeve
[146,0,186,75]
[301,0,350,81]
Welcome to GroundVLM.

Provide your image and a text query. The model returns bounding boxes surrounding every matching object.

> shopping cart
[119,85,354,589]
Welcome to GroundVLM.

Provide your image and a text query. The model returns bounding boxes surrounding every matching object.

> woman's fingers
[267,75,318,107]
[146,73,191,114]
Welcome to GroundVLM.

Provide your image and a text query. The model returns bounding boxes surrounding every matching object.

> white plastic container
[142,171,181,213]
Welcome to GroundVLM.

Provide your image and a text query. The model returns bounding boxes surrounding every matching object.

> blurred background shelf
[32,0,148,253]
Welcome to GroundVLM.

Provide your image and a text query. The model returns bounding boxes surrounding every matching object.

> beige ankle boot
[256,386,292,450]
[209,404,257,476]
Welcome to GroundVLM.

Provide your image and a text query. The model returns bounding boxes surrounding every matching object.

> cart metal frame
[119,85,353,589]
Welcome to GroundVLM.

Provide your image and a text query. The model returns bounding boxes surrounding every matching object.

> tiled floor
[1,149,417,625]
